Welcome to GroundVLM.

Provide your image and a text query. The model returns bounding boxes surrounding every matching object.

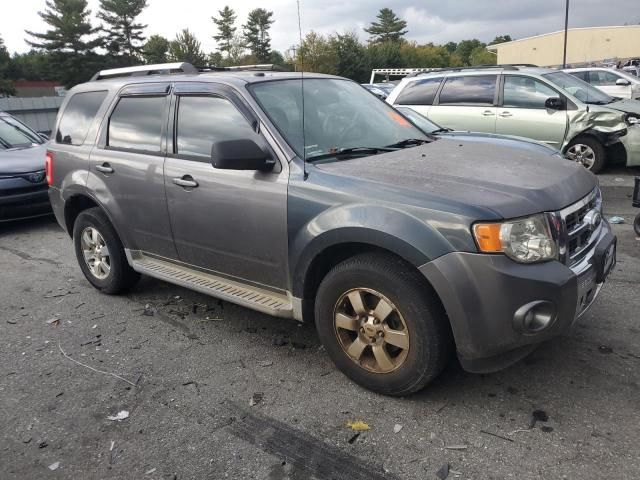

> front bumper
[0,186,51,222]
[420,220,614,373]
[619,125,640,167]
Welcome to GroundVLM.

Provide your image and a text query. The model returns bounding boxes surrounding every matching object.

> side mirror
[545,97,565,110]
[211,137,275,171]
[616,78,631,86]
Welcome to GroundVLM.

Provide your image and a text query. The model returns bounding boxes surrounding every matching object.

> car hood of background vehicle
[315,138,596,219]
[0,144,46,175]
[437,131,558,155]
[606,98,640,115]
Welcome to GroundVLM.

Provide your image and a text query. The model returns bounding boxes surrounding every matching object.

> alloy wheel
[566,144,596,170]
[80,227,111,280]
[333,288,410,373]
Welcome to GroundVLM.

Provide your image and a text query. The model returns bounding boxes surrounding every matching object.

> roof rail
[90,62,198,81]
[369,68,437,83]
[196,63,287,72]
[408,63,542,77]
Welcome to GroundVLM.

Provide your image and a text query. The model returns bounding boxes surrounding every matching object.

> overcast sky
[1,0,639,55]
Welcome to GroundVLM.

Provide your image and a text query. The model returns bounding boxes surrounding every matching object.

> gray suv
[48,63,616,396]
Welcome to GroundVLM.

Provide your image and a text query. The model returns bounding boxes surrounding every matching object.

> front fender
[290,203,456,297]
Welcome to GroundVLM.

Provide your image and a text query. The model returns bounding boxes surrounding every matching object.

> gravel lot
[1,192,639,480]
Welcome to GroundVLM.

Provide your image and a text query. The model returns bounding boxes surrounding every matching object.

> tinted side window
[503,76,558,109]
[589,71,620,86]
[395,78,442,105]
[570,71,589,82]
[438,75,497,105]
[56,91,107,145]
[176,96,256,159]
[108,96,165,152]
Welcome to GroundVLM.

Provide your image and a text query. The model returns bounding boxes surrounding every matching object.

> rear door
[428,74,498,133]
[495,75,567,149]
[164,83,289,290]
[88,83,177,258]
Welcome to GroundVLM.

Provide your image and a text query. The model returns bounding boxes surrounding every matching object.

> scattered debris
[7,319,17,324]
[479,429,514,442]
[258,360,273,367]
[435,401,449,413]
[249,392,264,407]
[107,410,130,422]
[245,327,258,334]
[75,302,85,309]
[449,469,463,476]
[145,468,157,475]
[509,429,531,435]
[110,441,115,451]
[435,463,450,480]
[346,420,370,431]
[347,433,360,444]
[393,424,403,434]
[143,304,155,316]
[46,318,60,326]
[529,410,549,428]
[55,391,64,398]
[272,335,288,347]
[614,177,625,183]
[608,216,625,224]
[38,440,48,448]
[58,343,137,387]
[291,342,306,350]
[48,462,60,471]
[598,345,613,354]
[22,436,32,444]
[44,290,78,298]
[540,426,554,433]
[445,445,467,450]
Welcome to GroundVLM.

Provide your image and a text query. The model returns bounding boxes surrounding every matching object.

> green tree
[469,46,496,65]
[168,29,206,65]
[399,42,451,68]
[97,0,148,63]
[212,6,236,58]
[0,36,15,96]
[366,41,404,69]
[243,8,274,62]
[364,8,408,43]
[296,31,335,74]
[444,41,457,53]
[8,51,55,81]
[489,35,513,45]
[25,0,101,87]
[329,32,367,81]
[142,34,169,64]
[455,39,485,65]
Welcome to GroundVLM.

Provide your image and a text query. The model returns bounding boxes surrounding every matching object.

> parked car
[48,63,616,396]
[0,112,51,222]
[564,67,640,100]
[386,65,640,173]
[361,82,397,100]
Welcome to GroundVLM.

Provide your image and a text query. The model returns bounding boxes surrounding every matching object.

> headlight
[473,214,558,263]
[625,113,640,126]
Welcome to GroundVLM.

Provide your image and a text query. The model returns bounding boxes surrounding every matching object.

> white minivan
[565,67,640,100]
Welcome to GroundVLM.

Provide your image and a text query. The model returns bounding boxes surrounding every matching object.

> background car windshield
[396,107,441,133]
[543,71,614,104]
[250,79,427,159]
[0,115,43,149]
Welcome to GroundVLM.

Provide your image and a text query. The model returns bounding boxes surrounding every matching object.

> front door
[495,75,568,149]
[164,84,289,290]
[588,70,633,99]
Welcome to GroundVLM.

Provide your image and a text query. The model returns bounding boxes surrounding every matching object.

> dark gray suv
[47,63,616,395]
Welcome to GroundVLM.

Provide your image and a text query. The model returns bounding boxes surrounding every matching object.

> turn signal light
[473,223,503,253]
[45,151,54,186]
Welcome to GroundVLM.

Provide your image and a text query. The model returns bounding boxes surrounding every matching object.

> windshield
[250,78,428,160]
[396,107,442,133]
[543,71,615,105]
[0,115,43,149]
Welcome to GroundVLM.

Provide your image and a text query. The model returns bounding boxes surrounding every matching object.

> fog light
[513,301,557,334]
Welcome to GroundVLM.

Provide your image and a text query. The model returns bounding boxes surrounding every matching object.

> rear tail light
[45,151,54,186]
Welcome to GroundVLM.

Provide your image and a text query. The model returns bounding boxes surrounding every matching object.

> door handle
[481,110,494,116]
[499,111,513,117]
[95,163,114,174]
[173,176,199,189]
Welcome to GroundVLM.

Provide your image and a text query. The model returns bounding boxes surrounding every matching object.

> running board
[127,251,294,318]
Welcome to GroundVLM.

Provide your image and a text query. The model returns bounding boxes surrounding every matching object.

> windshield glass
[0,115,43,149]
[250,78,428,160]
[396,107,442,133]
[543,71,614,104]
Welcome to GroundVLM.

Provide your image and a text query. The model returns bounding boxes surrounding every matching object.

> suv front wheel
[315,253,453,396]
[565,136,606,173]
[73,207,140,294]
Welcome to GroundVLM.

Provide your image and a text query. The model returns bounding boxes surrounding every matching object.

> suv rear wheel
[314,253,453,396]
[73,207,140,294]
[565,136,606,173]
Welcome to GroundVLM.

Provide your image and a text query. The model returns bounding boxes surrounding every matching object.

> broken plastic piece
[346,420,371,431]
[107,410,130,421]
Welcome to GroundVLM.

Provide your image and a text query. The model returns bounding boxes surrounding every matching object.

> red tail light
[45,151,54,186]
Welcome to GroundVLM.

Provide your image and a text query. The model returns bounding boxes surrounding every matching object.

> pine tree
[97,0,148,63]
[25,0,100,87]
[168,29,206,66]
[243,8,274,63]
[212,6,236,58]
[364,8,408,43]
[142,35,169,64]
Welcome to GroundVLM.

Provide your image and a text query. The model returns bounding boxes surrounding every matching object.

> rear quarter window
[56,91,108,145]
[438,75,497,106]
[395,78,442,105]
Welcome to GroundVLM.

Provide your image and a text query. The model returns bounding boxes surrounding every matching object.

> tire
[634,213,640,237]
[73,207,140,294]
[565,136,606,173]
[314,253,453,396]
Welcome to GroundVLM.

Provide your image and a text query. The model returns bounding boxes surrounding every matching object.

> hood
[0,144,47,175]
[606,98,640,115]
[438,131,558,155]
[315,138,596,219]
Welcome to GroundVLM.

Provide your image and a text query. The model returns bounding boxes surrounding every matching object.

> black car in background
[0,112,51,222]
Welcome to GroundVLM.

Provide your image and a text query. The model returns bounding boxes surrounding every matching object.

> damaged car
[387,66,640,173]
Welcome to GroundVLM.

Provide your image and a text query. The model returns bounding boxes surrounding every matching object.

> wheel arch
[62,192,130,247]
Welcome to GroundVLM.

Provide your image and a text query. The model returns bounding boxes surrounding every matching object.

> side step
[128,251,294,318]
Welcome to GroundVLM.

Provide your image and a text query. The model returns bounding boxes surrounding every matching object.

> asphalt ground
[1,192,639,480]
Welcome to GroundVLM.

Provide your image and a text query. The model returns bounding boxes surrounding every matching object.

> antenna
[296,0,308,180]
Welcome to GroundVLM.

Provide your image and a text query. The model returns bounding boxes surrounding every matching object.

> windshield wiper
[307,146,396,162]
[385,138,429,148]
[430,128,452,134]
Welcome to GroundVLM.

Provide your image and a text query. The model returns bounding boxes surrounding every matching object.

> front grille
[559,188,602,266]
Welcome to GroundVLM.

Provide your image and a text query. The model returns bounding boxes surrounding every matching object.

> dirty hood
[315,138,597,219]
[0,144,46,175]
[606,98,640,115]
